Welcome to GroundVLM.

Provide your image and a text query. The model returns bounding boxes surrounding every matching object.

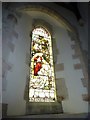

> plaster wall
[2,12,32,115]
[54,26,88,113]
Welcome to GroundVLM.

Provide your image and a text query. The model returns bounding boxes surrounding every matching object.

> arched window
[29,26,57,102]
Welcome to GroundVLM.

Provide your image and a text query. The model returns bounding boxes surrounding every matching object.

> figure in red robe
[34,56,42,76]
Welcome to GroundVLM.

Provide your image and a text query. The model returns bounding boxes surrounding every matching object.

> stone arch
[15,4,76,33]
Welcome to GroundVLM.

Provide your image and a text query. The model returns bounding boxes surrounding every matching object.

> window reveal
[29,27,56,102]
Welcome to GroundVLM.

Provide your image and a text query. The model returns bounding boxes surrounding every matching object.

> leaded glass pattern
[29,27,56,102]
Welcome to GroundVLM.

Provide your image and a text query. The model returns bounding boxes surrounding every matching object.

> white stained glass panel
[29,27,56,102]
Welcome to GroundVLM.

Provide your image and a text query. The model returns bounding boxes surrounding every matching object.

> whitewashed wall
[2,12,32,115]
[54,26,88,113]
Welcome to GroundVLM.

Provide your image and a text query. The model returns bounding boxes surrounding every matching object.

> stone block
[12,30,18,39]
[25,53,30,66]
[56,78,68,100]
[2,78,7,91]
[74,47,81,56]
[71,44,76,49]
[81,78,88,87]
[55,63,64,72]
[8,41,15,52]
[2,103,8,117]
[24,75,29,100]
[72,54,79,59]
[7,14,17,24]
[82,94,90,102]
[26,102,63,115]
[74,63,82,70]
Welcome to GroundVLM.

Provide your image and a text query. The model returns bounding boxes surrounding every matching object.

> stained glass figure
[29,27,57,102]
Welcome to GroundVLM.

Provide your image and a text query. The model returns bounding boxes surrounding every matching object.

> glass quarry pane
[34,92,39,97]
[45,92,49,98]
[39,92,45,98]
[45,98,50,102]
[35,98,40,102]
[29,89,34,97]
[29,27,56,102]
[50,92,54,98]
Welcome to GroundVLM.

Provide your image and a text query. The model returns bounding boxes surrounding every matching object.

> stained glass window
[29,27,57,102]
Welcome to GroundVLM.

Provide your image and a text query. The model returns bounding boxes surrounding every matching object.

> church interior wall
[53,26,88,113]
[2,3,88,116]
[2,11,32,115]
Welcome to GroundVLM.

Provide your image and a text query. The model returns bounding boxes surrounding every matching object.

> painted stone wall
[2,7,32,115]
[54,26,88,113]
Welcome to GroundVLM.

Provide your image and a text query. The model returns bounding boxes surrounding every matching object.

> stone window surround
[24,19,58,94]
[24,19,64,114]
